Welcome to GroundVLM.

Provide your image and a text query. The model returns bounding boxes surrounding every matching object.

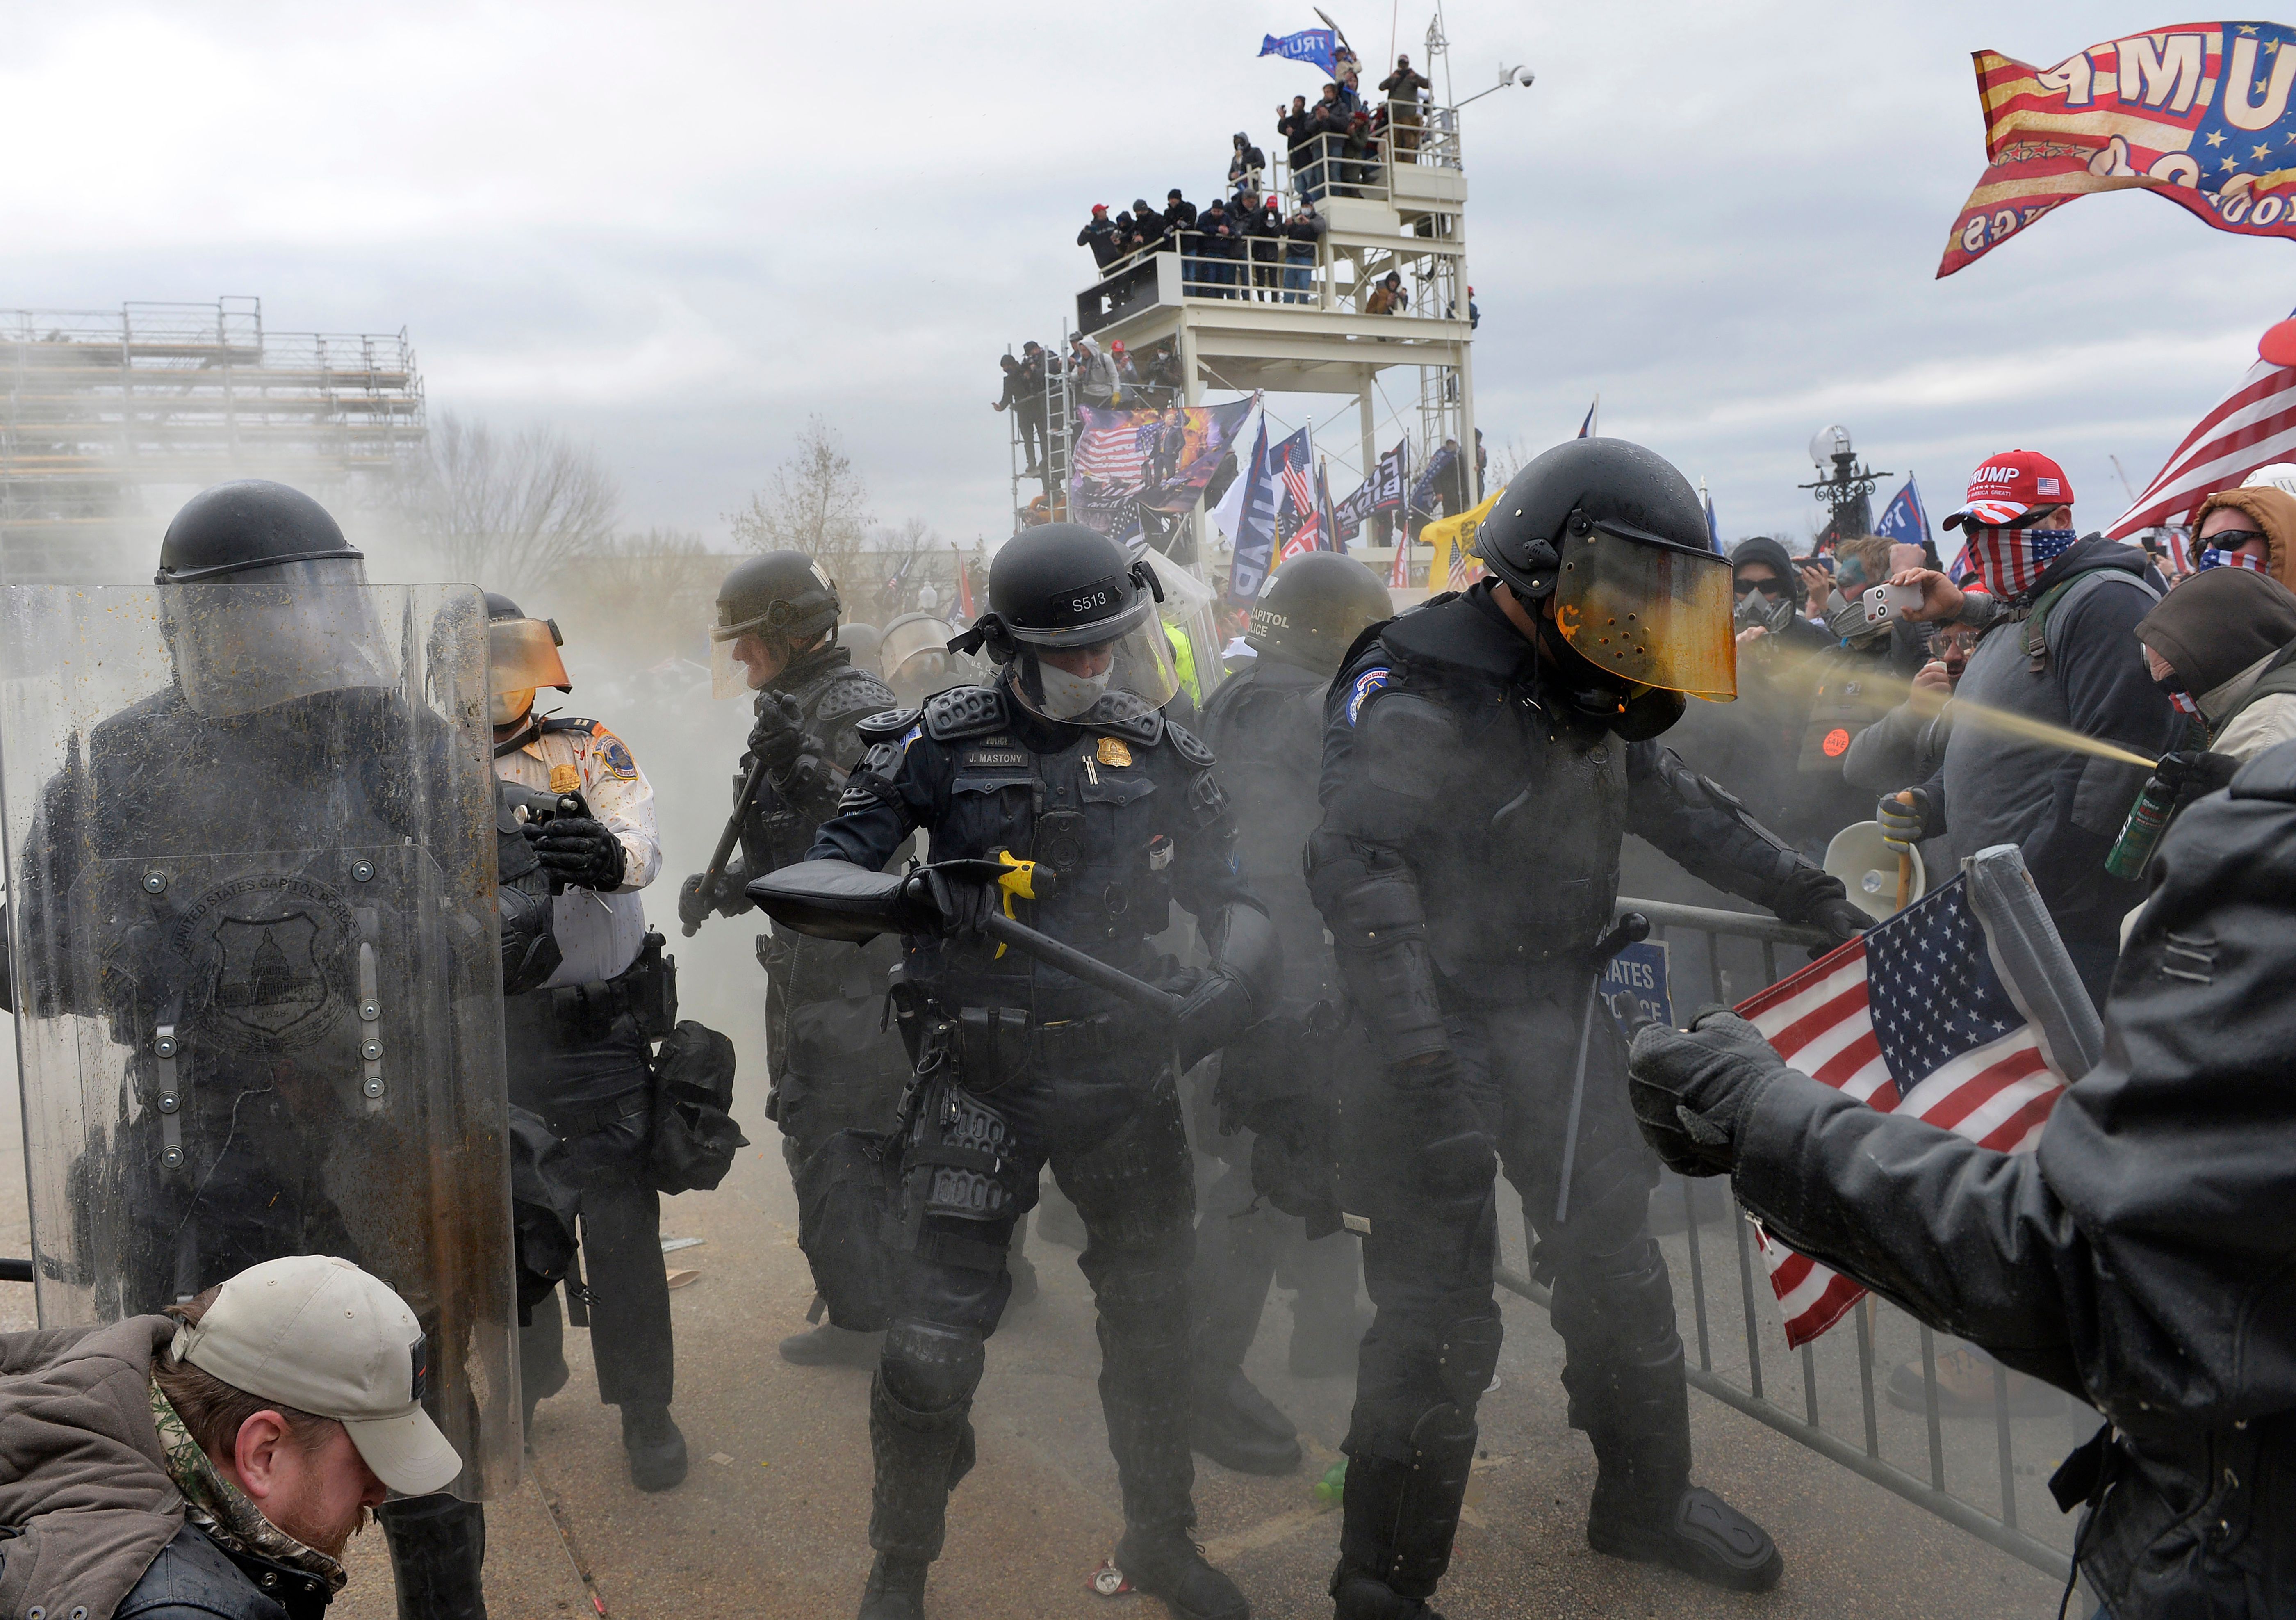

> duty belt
[955,1004,1142,1080]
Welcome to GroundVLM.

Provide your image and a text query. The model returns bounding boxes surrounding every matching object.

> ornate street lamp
[1797,424,1891,547]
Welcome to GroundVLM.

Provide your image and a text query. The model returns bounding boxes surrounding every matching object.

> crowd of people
[6,436,2294,1620]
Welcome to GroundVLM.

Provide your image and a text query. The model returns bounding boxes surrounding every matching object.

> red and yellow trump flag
[1941,23,2296,277]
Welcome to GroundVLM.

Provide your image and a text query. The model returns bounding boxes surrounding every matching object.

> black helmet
[841,621,883,673]
[711,552,840,698]
[156,480,361,585]
[1474,438,1736,702]
[961,524,1178,720]
[1248,552,1392,676]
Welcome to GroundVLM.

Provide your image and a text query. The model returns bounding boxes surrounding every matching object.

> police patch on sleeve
[1346,666,1392,726]
[593,728,639,780]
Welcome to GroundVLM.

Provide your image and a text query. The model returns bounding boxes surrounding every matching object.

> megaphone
[1824,821,1925,922]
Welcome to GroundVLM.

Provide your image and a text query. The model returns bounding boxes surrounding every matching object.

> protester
[1010,343,1050,476]
[1378,55,1431,157]
[2185,480,2296,587]
[1842,618,1978,806]
[1163,188,1196,234]
[991,354,1031,470]
[1883,451,2178,1004]
[1078,204,1119,268]
[1246,199,1285,301]
[0,1256,455,1620]
[1277,95,1314,192]
[1130,198,1167,253]
[1198,197,1239,296]
[1072,334,1118,410]
[1228,131,1265,198]
[2133,565,2296,779]
[1364,270,1405,314]
[1626,747,2296,1618]
[1282,201,1325,302]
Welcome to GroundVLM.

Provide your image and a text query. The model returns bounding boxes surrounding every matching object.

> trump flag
[1941,25,2296,277]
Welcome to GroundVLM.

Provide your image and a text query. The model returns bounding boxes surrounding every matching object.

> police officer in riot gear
[1310,440,1869,1616]
[485,593,687,1490]
[677,553,915,1365]
[4,481,520,1620]
[1187,553,1392,1477]
[760,523,1278,1620]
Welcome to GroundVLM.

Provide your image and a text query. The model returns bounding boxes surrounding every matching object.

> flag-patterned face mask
[1963,527,2077,600]
[2196,545,2268,574]
[2156,668,2202,718]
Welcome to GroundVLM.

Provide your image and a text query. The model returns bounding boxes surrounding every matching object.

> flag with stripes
[2107,349,2296,536]
[1275,432,1322,559]
[1733,876,2068,1347]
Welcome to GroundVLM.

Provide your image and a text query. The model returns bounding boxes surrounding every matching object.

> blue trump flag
[1874,475,1932,552]
[1260,28,1338,75]
[1225,415,1281,604]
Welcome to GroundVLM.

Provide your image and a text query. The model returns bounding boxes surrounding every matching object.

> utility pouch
[619,929,678,1041]
[647,1020,749,1194]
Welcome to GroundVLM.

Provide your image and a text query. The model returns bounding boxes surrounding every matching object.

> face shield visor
[881,617,959,695]
[487,616,570,726]
[163,557,399,719]
[1553,528,1736,700]
[1006,598,1181,721]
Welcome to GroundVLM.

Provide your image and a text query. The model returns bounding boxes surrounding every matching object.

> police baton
[978,912,1185,1021]
[685,753,772,938]
[1551,910,1650,1226]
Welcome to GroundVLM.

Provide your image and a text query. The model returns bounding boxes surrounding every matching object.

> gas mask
[1733,588,1795,637]
[1824,595,1885,647]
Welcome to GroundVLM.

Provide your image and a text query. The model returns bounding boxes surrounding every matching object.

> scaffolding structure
[0,297,426,580]
[1014,17,1478,582]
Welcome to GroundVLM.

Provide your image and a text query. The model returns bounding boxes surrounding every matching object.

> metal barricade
[1490,895,2078,1582]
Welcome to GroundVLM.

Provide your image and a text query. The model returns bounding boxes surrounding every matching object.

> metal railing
[1489,895,2080,1582]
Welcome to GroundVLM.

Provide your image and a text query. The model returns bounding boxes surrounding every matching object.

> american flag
[1073,420,1150,489]
[1734,876,2067,1347]
[1278,452,1321,559]
[2108,349,2296,537]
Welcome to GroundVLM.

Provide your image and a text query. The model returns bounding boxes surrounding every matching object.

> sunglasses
[1733,578,1787,598]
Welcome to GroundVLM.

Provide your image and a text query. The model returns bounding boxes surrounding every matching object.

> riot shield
[0,582,519,1498]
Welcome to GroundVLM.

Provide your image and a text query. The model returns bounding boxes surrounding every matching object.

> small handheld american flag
[1734,876,2068,1347]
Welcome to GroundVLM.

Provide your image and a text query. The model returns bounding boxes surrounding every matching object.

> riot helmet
[840,621,883,675]
[484,591,571,728]
[709,552,841,698]
[1475,438,1736,703]
[879,611,965,703]
[958,524,1179,721]
[155,480,397,719]
[1248,552,1393,676]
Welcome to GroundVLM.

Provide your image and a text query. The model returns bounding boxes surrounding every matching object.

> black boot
[621,1403,688,1492]
[855,1553,929,1620]
[868,1374,977,1566]
[376,1494,487,1620]
[1115,1527,1249,1620]
[1191,1364,1302,1475]
[781,1321,884,1367]
[1331,1401,1477,1615]
[1330,1566,1448,1618]
[1582,1360,1782,1593]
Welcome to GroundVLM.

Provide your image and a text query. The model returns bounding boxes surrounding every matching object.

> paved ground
[0,687,2080,1618]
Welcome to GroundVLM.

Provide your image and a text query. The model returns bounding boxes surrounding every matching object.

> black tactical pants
[772,977,913,1305]
[1337,971,1678,1598]
[870,1029,1198,1565]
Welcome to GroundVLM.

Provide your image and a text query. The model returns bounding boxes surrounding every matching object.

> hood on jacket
[2136,565,2296,701]
[2022,533,2159,605]
[0,1317,185,1620]
[1729,535,1805,609]
[2192,483,2296,593]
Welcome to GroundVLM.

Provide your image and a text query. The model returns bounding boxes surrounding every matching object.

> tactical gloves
[678,861,750,929]
[1626,1005,1791,1178]
[530,817,626,892]
[1173,964,1257,1071]
[1808,897,1872,946]
[2153,749,2241,805]
[747,690,811,777]
[1769,864,1868,946]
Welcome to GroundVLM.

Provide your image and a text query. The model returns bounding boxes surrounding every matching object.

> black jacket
[1077,217,1119,267]
[1734,740,2296,1617]
[1162,199,1197,234]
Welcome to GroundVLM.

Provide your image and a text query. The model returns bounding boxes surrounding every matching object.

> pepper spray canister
[2105,776,2178,881]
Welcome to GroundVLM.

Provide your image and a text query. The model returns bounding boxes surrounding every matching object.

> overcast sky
[6,1,2291,557]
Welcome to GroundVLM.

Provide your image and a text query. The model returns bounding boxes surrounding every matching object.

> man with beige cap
[0,1255,461,1620]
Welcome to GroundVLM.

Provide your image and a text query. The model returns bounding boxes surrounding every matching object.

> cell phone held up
[1860,582,1923,626]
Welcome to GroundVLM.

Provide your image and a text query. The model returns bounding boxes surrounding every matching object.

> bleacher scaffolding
[1012,19,1478,586]
[0,297,426,580]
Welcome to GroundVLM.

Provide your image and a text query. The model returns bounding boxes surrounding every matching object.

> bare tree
[554,528,728,662]
[400,411,622,593]
[725,416,873,591]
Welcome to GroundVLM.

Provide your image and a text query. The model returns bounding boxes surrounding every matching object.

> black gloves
[1174,965,1257,1071]
[678,861,750,930]
[1770,863,1868,946]
[748,691,810,777]
[2153,749,2241,805]
[1877,787,1932,853]
[1626,1004,1791,1178]
[528,818,626,892]
[1808,897,1872,946]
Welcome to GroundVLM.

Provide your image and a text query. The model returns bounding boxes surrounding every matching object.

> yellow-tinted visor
[1552,531,1736,700]
[487,617,571,697]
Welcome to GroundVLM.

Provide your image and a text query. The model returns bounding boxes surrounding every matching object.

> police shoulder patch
[1345,666,1392,726]
[1164,721,1214,769]
[923,684,1009,742]
[540,716,601,736]
[589,725,639,780]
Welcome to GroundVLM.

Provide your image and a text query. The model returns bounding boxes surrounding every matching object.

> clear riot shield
[0,582,518,1498]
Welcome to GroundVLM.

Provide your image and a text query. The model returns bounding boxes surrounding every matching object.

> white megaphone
[1824,821,1925,922]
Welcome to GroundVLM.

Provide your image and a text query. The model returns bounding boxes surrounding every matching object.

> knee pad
[1549,1232,1680,1366]
[1436,1314,1503,1412]
[880,1319,985,1415]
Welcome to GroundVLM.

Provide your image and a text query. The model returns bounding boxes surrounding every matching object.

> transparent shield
[162,558,400,720]
[709,632,754,700]
[0,583,518,1499]
[1553,531,1738,700]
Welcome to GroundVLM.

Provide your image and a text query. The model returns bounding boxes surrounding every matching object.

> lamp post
[1797,424,1890,548]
